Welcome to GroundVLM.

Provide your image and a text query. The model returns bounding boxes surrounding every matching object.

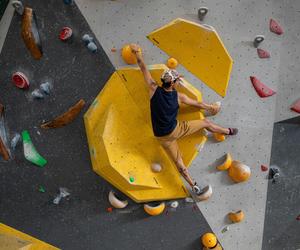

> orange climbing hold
[213,133,226,142]
[121,44,141,64]
[270,18,284,35]
[250,76,276,98]
[228,161,251,183]
[167,57,178,69]
[291,99,300,113]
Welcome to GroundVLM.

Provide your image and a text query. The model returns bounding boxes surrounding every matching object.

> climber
[130,44,238,197]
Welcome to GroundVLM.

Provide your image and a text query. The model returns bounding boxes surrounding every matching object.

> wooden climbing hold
[250,76,276,98]
[257,48,270,59]
[270,18,284,35]
[290,99,300,113]
[41,99,85,129]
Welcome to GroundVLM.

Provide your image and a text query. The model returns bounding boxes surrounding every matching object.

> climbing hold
[12,72,30,89]
[0,136,9,161]
[228,210,245,223]
[31,89,44,99]
[144,202,165,216]
[21,7,43,59]
[11,1,24,15]
[106,207,113,213]
[108,191,128,209]
[111,47,117,52]
[41,99,85,129]
[296,215,300,221]
[38,186,45,193]
[121,44,141,65]
[290,98,300,113]
[250,76,276,98]
[167,57,178,69]
[129,176,135,183]
[11,133,21,150]
[213,133,226,142]
[40,82,51,95]
[216,153,232,171]
[198,7,208,21]
[82,34,93,45]
[53,187,70,204]
[87,42,98,53]
[22,130,47,167]
[257,48,270,59]
[221,226,229,233]
[269,167,280,182]
[0,105,10,161]
[196,185,212,201]
[270,18,284,35]
[201,233,217,248]
[261,164,268,172]
[63,0,73,4]
[170,201,179,208]
[59,27,73,41]
[151,163,162,173]
[228,161,251,183]
[253,35,264,48]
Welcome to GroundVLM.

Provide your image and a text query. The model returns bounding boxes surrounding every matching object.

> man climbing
[130,44,238,198]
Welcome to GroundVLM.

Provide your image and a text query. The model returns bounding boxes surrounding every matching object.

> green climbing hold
[22,130,47,167]
[129,176,134,183]
[38,186,45,193]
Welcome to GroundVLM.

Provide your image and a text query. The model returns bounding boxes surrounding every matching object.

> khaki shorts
[156,120,206,168]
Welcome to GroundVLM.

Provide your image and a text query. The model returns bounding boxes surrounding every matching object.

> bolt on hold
[253,35,265,48]
[269,167,280,183]
[198,7,208,21]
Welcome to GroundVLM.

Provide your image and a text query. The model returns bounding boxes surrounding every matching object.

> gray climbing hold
[11,1,24,15]
[40,82,51,95]
[198,7,208,21]
[82,34,94,45]
[253,35,265,48]
[87,42,98,53]
[31,89,44,99]
[11,133,21,150]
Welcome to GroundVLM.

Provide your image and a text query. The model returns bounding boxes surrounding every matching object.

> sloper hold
[291,99,300,113]
[250,76,276,98]
[270,18,284,35]
[257,48,270,58]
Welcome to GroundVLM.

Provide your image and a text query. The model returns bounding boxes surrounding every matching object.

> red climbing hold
[261,165,268,172]
[290,99,300,113]
[106,207,113,213]
[250,76,276,98]
[257,48,270,59]
[59,27,73,41]
[296,215,300,221]
[12,72,30,89]
[270,19,284,35]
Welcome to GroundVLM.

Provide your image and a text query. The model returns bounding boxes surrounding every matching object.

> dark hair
[161,78,172,88]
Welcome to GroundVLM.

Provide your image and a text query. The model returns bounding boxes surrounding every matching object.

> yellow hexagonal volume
[147,18,233,97]
[0,223,59,249]
[84,64,207,203]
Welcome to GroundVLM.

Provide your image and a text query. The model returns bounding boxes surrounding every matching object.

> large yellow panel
[147,18,233,97]
[84,65,207,202]
[0,223,59,250]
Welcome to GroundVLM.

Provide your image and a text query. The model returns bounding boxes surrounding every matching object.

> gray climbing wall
[75,1,294,250]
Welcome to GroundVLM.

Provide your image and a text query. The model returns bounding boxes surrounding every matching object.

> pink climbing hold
[270,18,284,35]
[290,99,300,113]
[257,48,270,59]
[261,165,268,172]
[250,76,276,98]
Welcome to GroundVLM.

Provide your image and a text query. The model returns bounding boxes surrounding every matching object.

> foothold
[185,197,194,203]
[170,201,179,208]
[59,27,73,41]
[250,76,276,98]
[198,7,208,21]
[270,18,284,35]
[11,133,21,150]
[63,0,73,4]
[228,210,245,223]
[121,44,141,65]
[167,57,178,69]
[144,202,165,216]
[87,42,98,53]
[216,153,232,171]
[201,233,217,248]
[108,191,128,209]
[269,167,280,182]
[106,207,113,213]
[40,82,51,95]
[21,7,43,59]
[196,185,212,201]
[38,186,45,193]
[41,99,85,129]
[82,34,93,45]
[213,133,226,142]
[290,98,300,113]
[53,187,70,204]
[221,226,229,233]
[257,48,270,58]
[228,161,251,183]
[129,176,135,183]
[12,72,30,89]
[111,47,117,52]
[261,164,268,172]
[11,1,24,15]
[22,130,47,167]
[31,89,44,99]
[151,163,162,173]
[253,35,265,48]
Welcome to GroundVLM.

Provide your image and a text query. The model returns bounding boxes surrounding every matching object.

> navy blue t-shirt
[150,87,179,137]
